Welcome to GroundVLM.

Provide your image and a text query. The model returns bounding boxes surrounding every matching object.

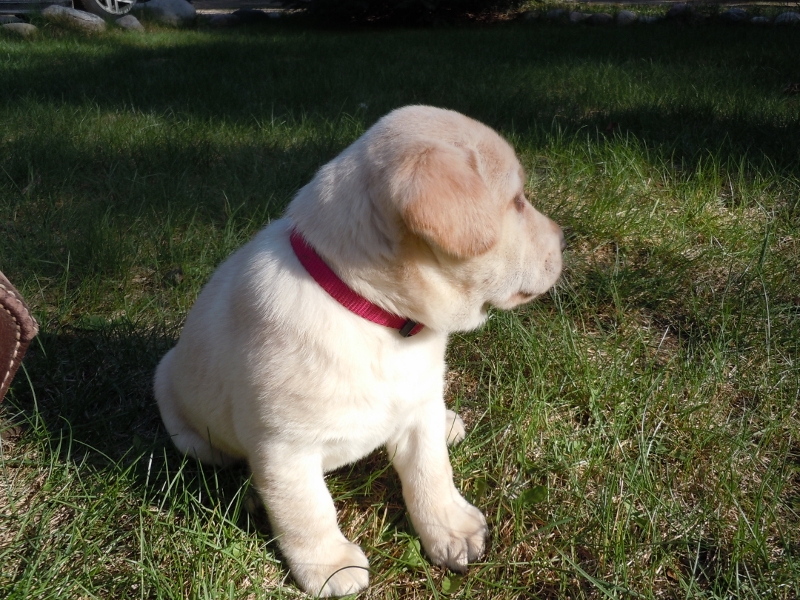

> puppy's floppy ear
[394,142,497,258]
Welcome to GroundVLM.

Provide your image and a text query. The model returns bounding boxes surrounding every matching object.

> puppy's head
[289,106,565,333]
[375,107,564,330]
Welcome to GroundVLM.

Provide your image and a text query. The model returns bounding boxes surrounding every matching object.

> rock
[1,22,37,37]
[720,8,747,23]
[569,11,590,24]
[43,5,107,31]
[0,15,23,24]
[775,11,800,25]
[588,12,613,26]
[545,8,566,21]
[616,10,637,26]
[750,16,770,25]
[134,0,196,27]
[666,3,692,20]
[639,15,661,24]
[208,13,240,27]
[116,14,144,31]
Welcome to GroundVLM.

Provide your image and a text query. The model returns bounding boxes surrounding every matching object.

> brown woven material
[0,271,38,402]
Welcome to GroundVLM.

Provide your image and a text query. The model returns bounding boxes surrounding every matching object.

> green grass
[2,15,800,599]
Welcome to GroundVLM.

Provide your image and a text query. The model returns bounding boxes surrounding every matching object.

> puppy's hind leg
[153,349,235,467]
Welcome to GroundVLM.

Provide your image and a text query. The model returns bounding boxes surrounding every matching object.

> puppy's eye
[513,195,526,213]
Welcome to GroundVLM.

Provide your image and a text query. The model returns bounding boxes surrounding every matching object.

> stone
[720,8,747,23]
[588,12,613,26]
[42,6,107,31]
[639,15,661,24]
[569,11,590,24]
[134,0,196,27]
[666,3,692,20]
[116,14,144,31]
[208,13,240,27]
[1,22,37,37]
[775,11,800,25]
[750,16,770,25]
[616,10,637,26]
[545,8,566,21]
[0,15,23,24]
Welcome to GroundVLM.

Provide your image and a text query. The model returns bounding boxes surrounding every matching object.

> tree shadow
[3,21,798,298]
[1,318,407,545]
[1,322,256,532]
[2,20,798,174]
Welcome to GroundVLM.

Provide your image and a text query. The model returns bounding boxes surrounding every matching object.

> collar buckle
[399,320,418,337]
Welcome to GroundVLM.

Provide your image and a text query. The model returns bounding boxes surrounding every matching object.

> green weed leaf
[400,538,425,567]
[520,485,548,505]
[441,574,463,594]
[472,477,489,502]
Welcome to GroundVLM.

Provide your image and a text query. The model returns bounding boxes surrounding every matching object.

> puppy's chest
[332,350,442,428]
[316,342,444,468]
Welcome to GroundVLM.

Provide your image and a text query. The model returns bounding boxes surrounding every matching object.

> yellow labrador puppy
[154,106,564,597]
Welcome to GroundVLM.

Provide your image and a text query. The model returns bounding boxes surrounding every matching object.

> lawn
[1,14,799,599]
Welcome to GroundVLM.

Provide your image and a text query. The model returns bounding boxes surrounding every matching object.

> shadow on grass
[2,318,407,543]
[2,322,259,528]
[2,20,799,294]
[2,21,799,173]
[3,21,799,291]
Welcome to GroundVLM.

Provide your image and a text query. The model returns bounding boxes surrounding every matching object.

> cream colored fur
[154,106,564,597]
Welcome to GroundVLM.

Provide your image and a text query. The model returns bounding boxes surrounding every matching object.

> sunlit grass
[1,17,799,599]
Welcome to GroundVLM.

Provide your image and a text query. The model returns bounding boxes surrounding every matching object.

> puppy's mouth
[488,291,538,312]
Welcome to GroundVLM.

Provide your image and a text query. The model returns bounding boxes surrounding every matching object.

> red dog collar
[290,228,424,337]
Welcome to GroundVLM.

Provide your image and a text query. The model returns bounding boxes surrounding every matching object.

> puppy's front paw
[444,409,466,446]
[414,496,487,573]
[289,541,369,598]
